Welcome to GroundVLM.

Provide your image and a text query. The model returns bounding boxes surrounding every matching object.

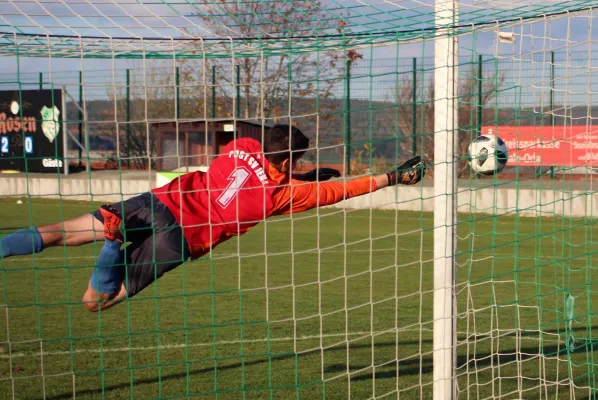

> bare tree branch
[192,1,354,121]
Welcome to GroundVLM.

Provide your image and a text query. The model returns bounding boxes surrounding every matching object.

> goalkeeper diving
[0,125,426,312]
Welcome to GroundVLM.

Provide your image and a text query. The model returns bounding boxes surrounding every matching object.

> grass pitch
[0,196,597,399]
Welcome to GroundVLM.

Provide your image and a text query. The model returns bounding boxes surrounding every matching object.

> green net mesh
[1,1,598,399]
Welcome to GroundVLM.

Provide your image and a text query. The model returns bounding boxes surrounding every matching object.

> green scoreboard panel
[0,89,65,173]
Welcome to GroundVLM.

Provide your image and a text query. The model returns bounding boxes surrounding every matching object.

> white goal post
[434,0,459,398]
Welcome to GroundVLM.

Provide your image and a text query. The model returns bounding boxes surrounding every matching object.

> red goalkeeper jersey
[152,138,377,259]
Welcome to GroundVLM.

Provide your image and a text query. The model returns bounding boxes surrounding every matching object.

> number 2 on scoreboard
[1,136,8,154]
[217,166,251,208]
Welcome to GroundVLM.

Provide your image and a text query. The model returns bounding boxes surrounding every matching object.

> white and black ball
[467,135,508,175]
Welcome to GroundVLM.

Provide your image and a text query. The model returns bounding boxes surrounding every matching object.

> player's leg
[82,205,127,313]
[81,228,189,312]
[124,227,189,299]
[2,191,160,259]
[81,281,127,313]
[81,193,189,312]
[82,201,143,312]
[83,193,158,309]
[0,213,104,258]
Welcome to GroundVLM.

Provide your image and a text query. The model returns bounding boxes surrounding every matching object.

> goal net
[1,1,598,399]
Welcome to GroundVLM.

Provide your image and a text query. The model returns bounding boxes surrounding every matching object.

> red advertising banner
[481,125,598,167]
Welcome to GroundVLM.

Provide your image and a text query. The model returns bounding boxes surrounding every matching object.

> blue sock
[0,227,44,258]
[90,239,125,295]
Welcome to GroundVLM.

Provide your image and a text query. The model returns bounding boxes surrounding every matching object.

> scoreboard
[0,89,65,173]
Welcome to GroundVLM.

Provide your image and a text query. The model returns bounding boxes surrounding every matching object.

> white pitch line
[0,328,562,360]
[7,247,426,262]
[6,246,571,263]
[0,330,392,359]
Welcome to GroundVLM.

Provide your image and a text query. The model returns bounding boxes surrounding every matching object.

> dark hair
[263,124,310,165]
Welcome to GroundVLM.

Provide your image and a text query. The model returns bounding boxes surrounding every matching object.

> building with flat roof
[153,120,270,171]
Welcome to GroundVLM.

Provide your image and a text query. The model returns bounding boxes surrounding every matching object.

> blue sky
[1,1,596,105]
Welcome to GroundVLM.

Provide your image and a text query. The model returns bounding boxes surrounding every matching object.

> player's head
[264,124,309,174]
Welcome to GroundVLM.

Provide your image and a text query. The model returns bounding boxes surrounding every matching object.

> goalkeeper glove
[293,168,341,182]
[387,156,426,186]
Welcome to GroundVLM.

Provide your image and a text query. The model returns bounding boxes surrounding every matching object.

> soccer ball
[467,135,508,175]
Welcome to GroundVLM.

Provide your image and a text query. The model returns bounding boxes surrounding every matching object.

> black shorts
[92,192,190,298]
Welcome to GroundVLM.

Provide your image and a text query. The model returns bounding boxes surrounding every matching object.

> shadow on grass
[43,331,598,400]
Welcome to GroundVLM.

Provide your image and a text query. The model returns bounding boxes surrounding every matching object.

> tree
[98,63,238,170]
[97,3,363,171]
[194,1,351,121]
[385,65,505,177]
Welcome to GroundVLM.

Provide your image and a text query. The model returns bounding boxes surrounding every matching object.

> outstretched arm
[292,168,341,182]
[273,156,426,215]
[271,176,377,215]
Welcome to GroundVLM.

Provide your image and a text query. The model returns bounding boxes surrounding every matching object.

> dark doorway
[216,131,235,154]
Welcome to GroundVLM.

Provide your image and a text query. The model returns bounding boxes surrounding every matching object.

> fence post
[550,51,555,127]
[344,60,352,176]
[175,66,180,120]
[412,58,417,157]
[550,51,555,179]
[78,71,83,168]
[211,66,216,119]
[477,55,483,134]
[39,72,43,90]
[236,64,241,119]
[126,69,131,169]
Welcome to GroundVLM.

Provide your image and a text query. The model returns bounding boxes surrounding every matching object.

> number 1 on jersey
[217,166,251,208]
